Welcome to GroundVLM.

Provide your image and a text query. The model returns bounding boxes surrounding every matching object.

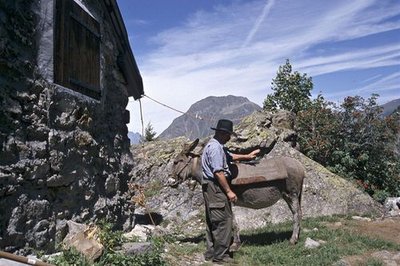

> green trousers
[202,180,233,260]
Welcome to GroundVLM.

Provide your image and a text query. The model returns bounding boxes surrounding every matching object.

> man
[201,119,259,263]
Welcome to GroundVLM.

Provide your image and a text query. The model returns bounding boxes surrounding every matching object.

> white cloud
[127,0,400,134]
[241,0,275,48]
[299,44,400,75]
[356,72,400,94]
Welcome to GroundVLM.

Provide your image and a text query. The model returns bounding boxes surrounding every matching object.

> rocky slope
[158,95,261,140]
[129,110,383,237]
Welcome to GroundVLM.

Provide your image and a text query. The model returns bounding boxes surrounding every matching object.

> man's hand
[231,149,261,161]
[227,190,237,203]
[215,171,237,202]
[248,149,260,159]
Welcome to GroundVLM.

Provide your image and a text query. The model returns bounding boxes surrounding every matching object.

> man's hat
[211,119,235,135]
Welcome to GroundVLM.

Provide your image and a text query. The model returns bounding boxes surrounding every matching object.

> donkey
[169,138,305,245]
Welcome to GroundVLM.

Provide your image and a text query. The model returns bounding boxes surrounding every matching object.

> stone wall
[0,0,136,253]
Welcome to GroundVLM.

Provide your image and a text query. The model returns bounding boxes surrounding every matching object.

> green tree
[333,94,400,199]
[297,93,400,200]
[144,122,157,142]
[296,94,339,164]
[263,59,313,114]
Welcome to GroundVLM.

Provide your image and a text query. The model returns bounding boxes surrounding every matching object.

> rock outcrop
[130,110,383,236]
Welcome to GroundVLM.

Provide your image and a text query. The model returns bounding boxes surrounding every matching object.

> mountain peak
[158,95,261,140]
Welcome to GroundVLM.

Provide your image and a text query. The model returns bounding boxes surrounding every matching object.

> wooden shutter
[54,0,101,100]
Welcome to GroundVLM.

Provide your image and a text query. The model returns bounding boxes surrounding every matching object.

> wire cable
[142,94,217,122]
[132,93,216,138]
[143,94,189,116]
[138,98,145,137]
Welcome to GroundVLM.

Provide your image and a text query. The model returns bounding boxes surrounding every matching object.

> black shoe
[212,255,234,264]
[204,252,213,261]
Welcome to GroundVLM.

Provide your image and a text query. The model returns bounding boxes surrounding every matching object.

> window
[54,0,101,99]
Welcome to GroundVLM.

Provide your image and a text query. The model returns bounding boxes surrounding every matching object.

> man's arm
[231,149,260,161]
[215,171,237,202]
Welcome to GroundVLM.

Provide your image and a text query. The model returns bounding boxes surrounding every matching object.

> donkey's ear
[184,138,199,154]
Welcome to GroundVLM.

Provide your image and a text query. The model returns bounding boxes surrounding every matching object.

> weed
[365,257,385,266]
[48,247,92,266]
[97,220,124,251]
[48,220,167,266]
[144,180,163,198]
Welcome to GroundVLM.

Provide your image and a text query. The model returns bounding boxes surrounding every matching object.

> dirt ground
[328,216,400,265]
[325,216,400,245]
[349,217,400,245]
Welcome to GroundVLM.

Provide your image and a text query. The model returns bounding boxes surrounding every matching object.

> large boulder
[233,141,383,230]
[62,221,104,261]
[224,110,381,229]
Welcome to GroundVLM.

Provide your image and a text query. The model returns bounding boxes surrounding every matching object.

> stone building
[0,0,143,253]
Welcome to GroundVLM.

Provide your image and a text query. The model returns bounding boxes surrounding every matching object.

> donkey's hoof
[289,238,298,245]
[230,242,241,252]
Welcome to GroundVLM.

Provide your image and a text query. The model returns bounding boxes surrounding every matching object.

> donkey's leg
[230,213,241,252]
[283,192,301,244]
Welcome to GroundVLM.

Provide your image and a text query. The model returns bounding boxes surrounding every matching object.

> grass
[46,216,400,266]
[232,216,400,266]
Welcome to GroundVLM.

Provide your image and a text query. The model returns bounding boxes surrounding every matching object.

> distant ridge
[158,95,261,140]
[381,98,400,117]
[128,131,141,144]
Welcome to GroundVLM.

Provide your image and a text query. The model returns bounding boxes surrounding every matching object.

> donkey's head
[169,138,202,187]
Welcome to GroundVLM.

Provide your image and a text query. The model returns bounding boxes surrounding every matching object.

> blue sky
[117,0,400,135]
